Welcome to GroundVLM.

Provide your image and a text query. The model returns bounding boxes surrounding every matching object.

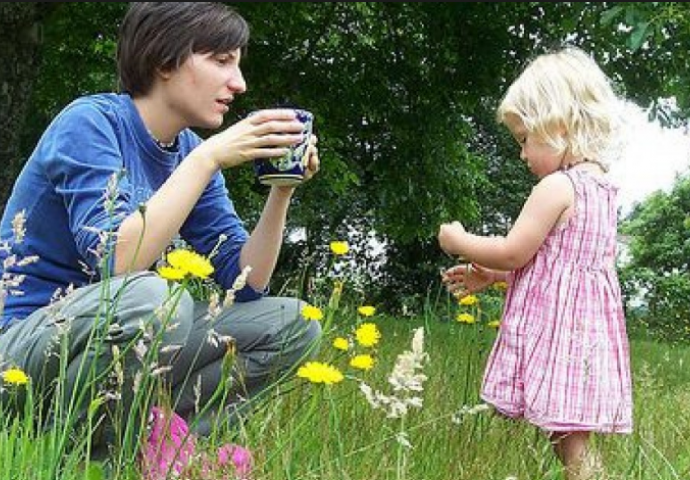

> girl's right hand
[440,263,495,298]
[199,109,306,170]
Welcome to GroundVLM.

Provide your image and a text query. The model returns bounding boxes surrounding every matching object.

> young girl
[438,46,633,480]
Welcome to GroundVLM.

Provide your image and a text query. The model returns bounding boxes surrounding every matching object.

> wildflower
[456,313,475,324]
[355,322,381,347]
[494,281,508,290]
[157,248,214,281]
[332,337,350,351]
[350,354,375,371]
[1,367,29,385]
[301,304,324,321]
[297,361,344,385]
[357,305,376,317]
[329,241,349,256]
[157,266,186,281]
[166,249,214,279]
[487,320,501,329]
[458,294,478,306]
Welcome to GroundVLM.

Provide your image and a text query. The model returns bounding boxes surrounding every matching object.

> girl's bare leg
[550,431,604,480]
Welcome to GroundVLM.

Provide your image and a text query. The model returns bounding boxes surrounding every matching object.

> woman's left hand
[273,134,319,194]
[302,134,320,182]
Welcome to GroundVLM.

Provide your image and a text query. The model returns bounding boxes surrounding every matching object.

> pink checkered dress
[480,169,633,433]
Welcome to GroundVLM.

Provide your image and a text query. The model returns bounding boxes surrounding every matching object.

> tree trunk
[0,3,52,215]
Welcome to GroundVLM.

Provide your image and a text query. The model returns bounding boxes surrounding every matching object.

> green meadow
[2,273,689,480]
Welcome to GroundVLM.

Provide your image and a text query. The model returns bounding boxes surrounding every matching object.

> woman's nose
[229,68,247,94]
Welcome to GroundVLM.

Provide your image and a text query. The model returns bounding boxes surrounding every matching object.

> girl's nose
[519,146,528,162]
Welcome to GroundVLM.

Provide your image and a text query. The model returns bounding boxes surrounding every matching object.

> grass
[3,299,690,479]
[1,248,689,480]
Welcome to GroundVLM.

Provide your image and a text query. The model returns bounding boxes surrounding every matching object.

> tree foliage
[620,175,690,339]
[2,2,689,312]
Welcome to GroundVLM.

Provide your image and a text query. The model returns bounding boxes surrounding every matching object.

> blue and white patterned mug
[254,109,314,187]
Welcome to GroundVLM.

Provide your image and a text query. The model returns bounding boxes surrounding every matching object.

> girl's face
[505,116,564,178]
[163,48,247,130]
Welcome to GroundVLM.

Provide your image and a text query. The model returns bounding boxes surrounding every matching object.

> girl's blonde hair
[497,46,624,168]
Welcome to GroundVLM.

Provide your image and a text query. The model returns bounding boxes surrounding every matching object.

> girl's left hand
[441,263,494,297]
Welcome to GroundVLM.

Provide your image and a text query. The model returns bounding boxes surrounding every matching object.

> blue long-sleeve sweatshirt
[0,93,263,328]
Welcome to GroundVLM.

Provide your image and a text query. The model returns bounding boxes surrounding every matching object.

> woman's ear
[156,66,174,81]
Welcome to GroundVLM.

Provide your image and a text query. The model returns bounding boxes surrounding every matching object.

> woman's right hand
[440,262,495,298]
[199,109,306,170]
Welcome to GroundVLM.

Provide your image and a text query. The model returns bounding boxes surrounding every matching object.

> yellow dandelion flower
[332,337,350,351]
[456,313,476,324]
[1,367,29,386]
[349,354,375,371]
[296,361,344,384]
[458,294,478,306]
[301,304,324,321]
[157,266,187,281]
[487,320,501,329]
[357,305,376,317]
[330,241,349,256]
[167,249,214,279]
[493,281,508,290]
[355,322,381,347]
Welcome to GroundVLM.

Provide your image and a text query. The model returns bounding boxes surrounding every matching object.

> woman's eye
[214,53,238,65]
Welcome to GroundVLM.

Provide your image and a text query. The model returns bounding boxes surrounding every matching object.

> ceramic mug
[254,109,314,187]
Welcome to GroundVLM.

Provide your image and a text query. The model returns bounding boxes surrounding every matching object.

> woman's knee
[275,297,322,351]
[113,272,194,337]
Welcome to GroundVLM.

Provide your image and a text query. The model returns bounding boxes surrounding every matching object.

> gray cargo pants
[0,271,321,446]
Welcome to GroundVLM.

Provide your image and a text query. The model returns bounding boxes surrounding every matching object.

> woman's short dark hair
[116,2,249,96]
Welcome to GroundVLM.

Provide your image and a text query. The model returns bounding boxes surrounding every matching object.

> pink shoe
[141,406,197,480]
[217,443,253,479]
[201,443,253,480]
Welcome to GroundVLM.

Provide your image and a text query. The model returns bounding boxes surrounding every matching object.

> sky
[608,111,690,216]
